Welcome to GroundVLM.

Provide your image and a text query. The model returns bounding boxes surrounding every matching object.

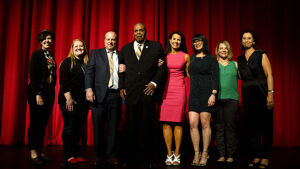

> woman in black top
[188,34,219,166]
[27,29,56,165]
[238,30,274,169]
[58,39,89,164]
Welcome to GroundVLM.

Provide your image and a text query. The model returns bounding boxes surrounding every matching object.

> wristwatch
[268,90,274,93]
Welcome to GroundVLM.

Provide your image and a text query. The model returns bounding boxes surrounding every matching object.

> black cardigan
[58,57,86,105]
[27,49,56,96]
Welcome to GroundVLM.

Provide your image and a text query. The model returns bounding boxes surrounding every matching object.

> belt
[108,89,119,93]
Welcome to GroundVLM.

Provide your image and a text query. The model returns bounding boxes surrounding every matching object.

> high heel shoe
[199,151,209,166]
[191,151,201,166]
[173,153,181,166]
[165,154,173,166]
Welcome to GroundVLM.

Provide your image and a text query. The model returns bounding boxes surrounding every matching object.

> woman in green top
[215,40,239,163]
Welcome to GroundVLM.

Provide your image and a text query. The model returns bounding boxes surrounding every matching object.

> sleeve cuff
[150,81,157,88]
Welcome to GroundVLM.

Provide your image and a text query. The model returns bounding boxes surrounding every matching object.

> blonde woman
[215,40,239,163]
[58,39,89,164]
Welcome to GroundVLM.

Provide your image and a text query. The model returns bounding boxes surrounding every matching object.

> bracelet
[211,93,217,96]
[268,90,274,93]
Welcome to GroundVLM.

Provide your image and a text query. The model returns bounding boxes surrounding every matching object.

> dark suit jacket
[85,48,120,103]
[119,40,167,104]
[27,49,56,96]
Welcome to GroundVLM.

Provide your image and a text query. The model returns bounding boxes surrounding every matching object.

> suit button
[138,72,141,75]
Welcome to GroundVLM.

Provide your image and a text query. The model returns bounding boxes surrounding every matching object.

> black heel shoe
[30,156,44,166]
[248,159,261,168]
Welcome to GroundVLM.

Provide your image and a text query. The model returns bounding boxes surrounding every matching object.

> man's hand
[36,95,44,106]
[144,83,155,96]
[120,89,126,100]
[86,89,95,103]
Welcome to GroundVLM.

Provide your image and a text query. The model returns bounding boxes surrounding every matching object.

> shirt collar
[105,48,117,54]
[134,39,146,47]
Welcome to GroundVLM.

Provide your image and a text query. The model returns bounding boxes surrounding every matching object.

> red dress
[159,52,186,122]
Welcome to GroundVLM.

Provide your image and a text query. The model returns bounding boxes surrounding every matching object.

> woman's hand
[36,95,44,106]
[267,93,274,109]
[120,89,126,100]
[158,59,164,67]
[119,64,126,73]
[208,94,216,107]
[66,97,77,112]
[64,92,77,111]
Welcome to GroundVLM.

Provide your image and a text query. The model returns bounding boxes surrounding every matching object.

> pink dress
[159,52,186,122]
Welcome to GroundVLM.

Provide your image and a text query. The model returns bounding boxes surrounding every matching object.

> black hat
[37,29,55,42]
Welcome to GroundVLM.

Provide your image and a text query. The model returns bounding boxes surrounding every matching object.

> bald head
[104,31,117,51]
[133,23,147,43]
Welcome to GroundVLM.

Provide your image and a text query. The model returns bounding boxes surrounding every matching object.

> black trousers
[215,99,239,157]
[59,102,89,160]
[92,91,121,158]
[125,101,156,163]
[27,87,54,150]
[244,107,273,158]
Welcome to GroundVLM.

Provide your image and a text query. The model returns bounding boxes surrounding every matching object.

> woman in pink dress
[159,31,190,166]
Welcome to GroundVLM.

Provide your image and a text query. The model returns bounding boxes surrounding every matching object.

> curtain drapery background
[1,0,299,147]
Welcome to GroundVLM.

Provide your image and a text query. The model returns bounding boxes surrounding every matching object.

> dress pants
[215,99,239,157]
[244,107,273,158]
[59,102,89,161]
[125,101,156,163]
[27,86,55,150]
[92,91,121,158]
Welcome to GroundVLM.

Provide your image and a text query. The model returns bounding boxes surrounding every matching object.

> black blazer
[119,40,167,104]
[27,49,56,96]
[85,48,120,103]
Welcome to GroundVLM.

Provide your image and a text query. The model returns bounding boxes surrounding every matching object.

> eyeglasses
[193,40,203,45]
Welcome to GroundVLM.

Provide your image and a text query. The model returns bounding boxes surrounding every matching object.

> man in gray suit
[85,31,121,167]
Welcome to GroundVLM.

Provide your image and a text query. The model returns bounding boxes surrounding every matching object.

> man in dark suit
[85,31,121,167]
[119,23,167,169]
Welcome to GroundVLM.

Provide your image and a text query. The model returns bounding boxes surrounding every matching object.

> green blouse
[218,61,239,101]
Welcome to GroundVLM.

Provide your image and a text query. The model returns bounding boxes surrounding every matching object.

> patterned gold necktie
[108,51,114,87]
[136,43,142,60]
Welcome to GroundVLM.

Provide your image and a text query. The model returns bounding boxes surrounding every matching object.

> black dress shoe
[93,160,102,168]
[107,157,119,165]
[146,162,156,169]
[41,155,55,163]
[30,156,44,166]
[123,162,136,169]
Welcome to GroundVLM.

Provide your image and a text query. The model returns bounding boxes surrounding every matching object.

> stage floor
[0,146,299,169]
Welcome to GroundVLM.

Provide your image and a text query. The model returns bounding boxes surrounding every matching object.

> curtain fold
[1,0,300,147]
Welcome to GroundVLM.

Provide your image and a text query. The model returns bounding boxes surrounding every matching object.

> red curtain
[1,0,300,147]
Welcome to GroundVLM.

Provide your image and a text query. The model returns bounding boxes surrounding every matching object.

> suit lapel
[129,42,138,61]
[100,48,109,71]
[140,40,150,62]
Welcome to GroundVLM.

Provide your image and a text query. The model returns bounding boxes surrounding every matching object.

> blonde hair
[215,40,233,61]
[67,39,88,70]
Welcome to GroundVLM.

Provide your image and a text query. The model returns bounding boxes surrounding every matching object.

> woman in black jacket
[27,29,56,165]
[58,39,89,164]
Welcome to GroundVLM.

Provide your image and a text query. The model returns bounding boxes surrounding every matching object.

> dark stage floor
[0,146,300,169]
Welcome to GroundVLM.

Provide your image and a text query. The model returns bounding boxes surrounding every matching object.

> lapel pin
[146,46,148,48]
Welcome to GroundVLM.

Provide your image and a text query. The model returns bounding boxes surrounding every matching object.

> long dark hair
[192,33,209,55]
[164,31,188,54]
[240,29,257,50]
